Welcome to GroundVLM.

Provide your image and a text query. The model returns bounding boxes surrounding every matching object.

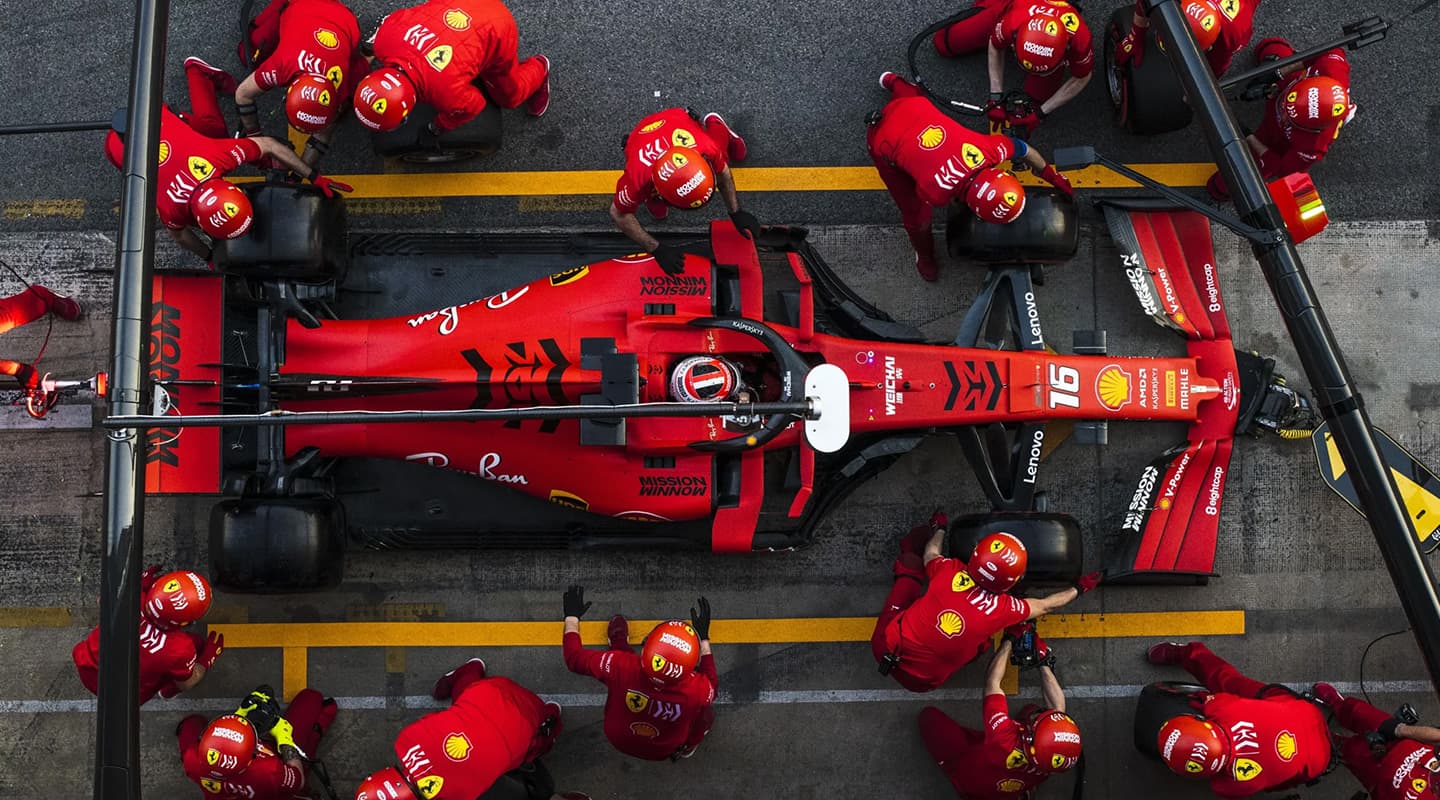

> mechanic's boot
[184,56,239,95]
[608,615,630,650]
[906,227,939,282]
[526,55,551,117]
[702,112,747,163]
[879,71,900,91]
[1253,37,1294,65]
[30,286,82,321]
[645,195,670,221]
[431,657,486,701]
[1145,641,1193,666]
[914,253,939,282]
[1311,682,1344,706]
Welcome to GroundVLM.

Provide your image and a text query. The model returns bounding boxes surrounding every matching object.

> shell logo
[918,125,946,150]
[1233,758,1264,781]
[1005,749,1027,769]
[631,721,659,738]
[443,732,472,761]
[1274,730,1296,762]
[1095,364,1132,411]
[997,779,1026,792]
[1159,497,1172,510]
[444,9,472,30]
[314,28,339,49]
[157,140,170,166]
[640,120,666,133]
[951,570,975,592]
[936,610,964,638]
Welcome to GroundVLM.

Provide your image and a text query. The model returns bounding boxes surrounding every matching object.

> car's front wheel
[1133,681,1210,758]
[945,511,1084,588]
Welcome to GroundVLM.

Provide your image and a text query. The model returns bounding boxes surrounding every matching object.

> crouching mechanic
[235,0,371,166]
[1146,641,1332,796]
[72,567,223,705]
[561,586,719,761]
[868,72,1072,282]
[1116,0,1256,77]
[932,0,1093,132]
[355,659,587,800]
[355,0,551,136]
[177,684,338,799]
[104,58,352,263]
[919,630,1082,798]
[1310,682,1440,799]
[1205,40,1355,200]
[871,511,1099,692]
[610,107,758,276]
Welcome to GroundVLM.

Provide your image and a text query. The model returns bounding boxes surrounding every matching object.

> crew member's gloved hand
[198,630,225,670]
[1003,622,1031,642]
[1116,27,1144,67]
[236,685,282,735]
[563,584,592,619]
[269,716,304,758]
[1038,164,1074,198]
[1034,636,1055,666]
[1009,108,1044,132]
[986,101,1008,124]
[929,510,948,533]
[690,596,712,641]
[729,208,762,241]
[13,363,39,391]
[652,244,686,276]
[308,173,353,198]
[1073,571,1103,594]
[139,564,164,594]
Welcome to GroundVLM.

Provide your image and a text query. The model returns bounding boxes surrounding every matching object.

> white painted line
[2,680,1429,715]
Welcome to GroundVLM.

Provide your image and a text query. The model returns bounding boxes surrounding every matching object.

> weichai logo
[147,302,182,465]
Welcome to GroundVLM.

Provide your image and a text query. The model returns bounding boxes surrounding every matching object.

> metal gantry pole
[1145,0,1440,695]
[95,0,169,797]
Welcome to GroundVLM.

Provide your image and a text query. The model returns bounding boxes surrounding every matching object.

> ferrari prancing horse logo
[625,690,650,713]
[426,44,454,71]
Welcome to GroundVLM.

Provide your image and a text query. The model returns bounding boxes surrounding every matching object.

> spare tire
[945,190,1078,265]
[212,182,349,283]
[945,511,1083,587]
[1134,681,1209,758]
[209,497,346,593]
[1104,5,1193,135]
[372,102,503,164]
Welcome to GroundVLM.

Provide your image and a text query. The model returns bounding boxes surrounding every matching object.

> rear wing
[147,273,224,494]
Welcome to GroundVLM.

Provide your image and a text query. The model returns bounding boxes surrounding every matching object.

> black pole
[96,0,168,797]
[1146,0,1440,696]
[0,121,114,135]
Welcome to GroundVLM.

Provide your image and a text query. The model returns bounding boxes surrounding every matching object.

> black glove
[690,596,712,641]
[563,584,592,619]
[729,208,762,241]
[652,244,686,276]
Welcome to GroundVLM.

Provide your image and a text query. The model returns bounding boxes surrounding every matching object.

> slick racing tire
[1104,6,1193,135]
[209,497,346,593]
[945,511,1083,587]
[1134,681,1209,758]
[372,102,503,164]
[212,182,349,283]
[945,191,1078,265]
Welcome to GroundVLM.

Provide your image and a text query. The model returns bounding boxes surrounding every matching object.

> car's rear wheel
[372,102,502,163]
[945,511,1083,587]
[1105,5,1193,135]
[1134,681,1209,757]
[945,191,1078,265]
[211,182,349,284]
[209,497,346,593]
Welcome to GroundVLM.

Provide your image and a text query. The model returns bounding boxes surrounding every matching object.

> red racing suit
[1252,48,1354,179]
[613,108,734,216]
[370,0,546,132]
[562,630,718,760]
[1173,643,1333,797]
[393,675,558,799]
[1206,0,1258,77]
[72,618,201,705]
[871,554,1030,693]
[177,688,336,799]
[0,286,74,388]
[1329,695,1438,800]
[933,0,1093,103]
[246,0,369,104]
[919,698,1055,799]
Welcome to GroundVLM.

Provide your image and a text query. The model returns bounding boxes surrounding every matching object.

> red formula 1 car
[143,184,1311,591]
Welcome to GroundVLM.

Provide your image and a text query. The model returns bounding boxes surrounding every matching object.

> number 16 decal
[1048,364,1080,409]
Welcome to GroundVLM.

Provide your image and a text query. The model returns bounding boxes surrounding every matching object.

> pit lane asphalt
[2,0,1440,798]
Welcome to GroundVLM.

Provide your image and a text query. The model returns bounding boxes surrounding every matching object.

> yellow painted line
[516,195,609,213]
[0,607,71,628]
[282,647,307,703]
[206,606,251,624]
[288,128,310,155]
[344,197,442,216]
[1001,662,1020,695]
[3,199,86,220]
[346,601,446,622]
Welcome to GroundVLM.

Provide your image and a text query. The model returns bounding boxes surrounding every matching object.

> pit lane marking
[0,607,70,627]
[2,199,85,220]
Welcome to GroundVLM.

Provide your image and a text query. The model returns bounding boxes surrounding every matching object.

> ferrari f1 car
[140,183,1312,592]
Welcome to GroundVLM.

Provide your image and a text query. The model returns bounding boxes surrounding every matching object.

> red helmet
[199,715,256,778]
[651,147,716,209]
[354,767,418,800]
[1014,15,1069,75]
[353,67,414,131]
[1283,76,1350,133]
[965,168,1026,224]
[1180,0,1223,51]
[1158,714,1230,778]
[670,355,741,402]
[969,531,1028,593]
[641,620,702,685]
[1028,710,1083,772]
[286,73,340,133]
[190,180,254,240]
[143,570,213,629]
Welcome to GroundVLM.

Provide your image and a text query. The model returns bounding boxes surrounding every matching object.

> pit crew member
[1204,40,1354,200]
[354,658,580,800]
[919,633,1083,798]
[932,0,1094,131]
[610,107,757,276]
[1312,682,1440,800]
[870,511,1100,693]
[561,586,719,761]
[0,285,83,394]
[235,0,371,166]
[1146,641,1333,796]
[354,0,551,136]
[72,567,223,705]
[103,58,352,263]
[177,684,337,799]
[1115,0,1257,78]
[868,73,1073,282]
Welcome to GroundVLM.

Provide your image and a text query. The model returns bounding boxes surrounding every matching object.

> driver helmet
[286,72,340,133]
[965,168,1027,224]
[969,531,1028,593]
[1282,76,1350,133]
[143,570,213,629]
[352,67,414,131]
[354,767,418,800]
[190,181,254,240]
[1158,714,1230,778]
[651,147,716,209]
[641,620,702,686]
[670,356,742,403]
[198,715,257,778]
[1028,710,1083,772]
[1014,14,1070,75]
